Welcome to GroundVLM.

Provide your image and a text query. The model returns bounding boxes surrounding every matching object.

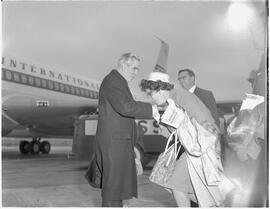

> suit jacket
[194,87,220,127]
[94,69,152,200]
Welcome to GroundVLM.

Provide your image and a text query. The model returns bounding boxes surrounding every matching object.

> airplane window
[91,91,94,98]
[90,92,93,98]
[60,83,65,91]
[54,82,59,91]
[35,77,41,86]
[21,74,27,84]
[70,86,75,94]
[89,91,93,98]
[80,88,84,96]
[41,79,47,88]
[28,76,34,85]
[85,89,90,97]
[48,81,53,89]
[14,72,20,82]
[5,71,12,80]
[65,85,70,93]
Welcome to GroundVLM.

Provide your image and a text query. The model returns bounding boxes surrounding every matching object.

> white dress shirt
[189,85,196,93]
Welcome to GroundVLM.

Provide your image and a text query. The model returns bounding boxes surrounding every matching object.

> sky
[2,0,267,102]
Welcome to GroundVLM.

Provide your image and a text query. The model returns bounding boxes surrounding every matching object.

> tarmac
[2,138,177,207]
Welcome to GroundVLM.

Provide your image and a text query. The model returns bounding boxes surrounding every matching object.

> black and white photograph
[2,0,268,207]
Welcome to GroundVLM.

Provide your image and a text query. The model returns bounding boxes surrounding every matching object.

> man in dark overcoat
[94,53,155,207]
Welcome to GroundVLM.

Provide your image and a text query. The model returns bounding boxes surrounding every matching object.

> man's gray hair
[118,53,140,68]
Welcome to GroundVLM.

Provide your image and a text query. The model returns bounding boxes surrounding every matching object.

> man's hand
[152,105,160,122]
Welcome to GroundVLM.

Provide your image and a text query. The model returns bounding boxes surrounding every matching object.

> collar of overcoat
[111,69,134,98]
[111,69,128,85]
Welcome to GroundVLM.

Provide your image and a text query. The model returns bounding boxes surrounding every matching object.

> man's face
[178,71,194,90]
[123,59,140,82]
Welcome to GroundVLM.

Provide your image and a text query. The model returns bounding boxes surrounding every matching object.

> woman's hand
[166,126,176,133]
[158,124,176,138]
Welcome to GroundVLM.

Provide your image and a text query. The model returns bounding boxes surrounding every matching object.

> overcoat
[94,70,152,200]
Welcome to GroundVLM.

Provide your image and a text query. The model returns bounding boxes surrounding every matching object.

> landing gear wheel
[134,144,152,168]
[19,141,30,154]
[30,141,40,154]
[40,141,51,154]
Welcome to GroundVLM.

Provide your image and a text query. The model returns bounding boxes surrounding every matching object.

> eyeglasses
[125,62,140,72]
[178,76,184,81]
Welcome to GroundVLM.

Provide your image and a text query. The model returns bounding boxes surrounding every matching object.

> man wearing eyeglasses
[89,53,159,207]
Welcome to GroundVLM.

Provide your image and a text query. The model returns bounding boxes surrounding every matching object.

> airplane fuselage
[2,56,100,138]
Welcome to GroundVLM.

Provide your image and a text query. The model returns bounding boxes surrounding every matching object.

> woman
[140,71,233,207]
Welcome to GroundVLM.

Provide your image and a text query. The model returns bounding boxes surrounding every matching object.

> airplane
[1,41,242,164]
[1,37,169,159]
[1,55,164,164]
[2,55,100,154]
